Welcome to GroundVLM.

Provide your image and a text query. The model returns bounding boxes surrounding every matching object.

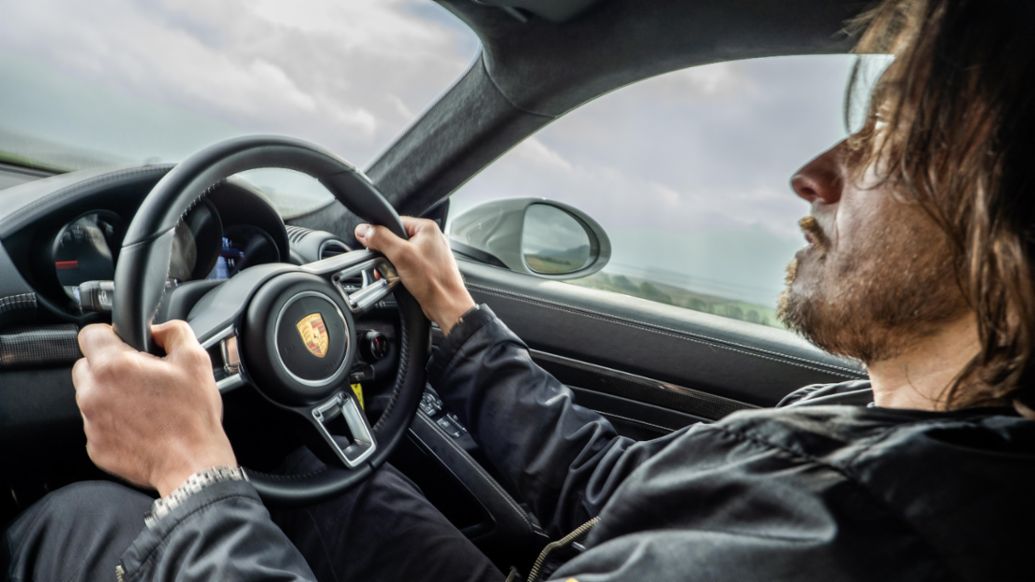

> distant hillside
[571,270,784,329]
[525,244,591,274]
[0,127,125,172]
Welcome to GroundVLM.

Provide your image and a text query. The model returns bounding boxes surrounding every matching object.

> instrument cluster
[49,187,286,303]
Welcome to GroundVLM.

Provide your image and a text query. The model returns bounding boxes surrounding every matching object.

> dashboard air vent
[286,225,350,263]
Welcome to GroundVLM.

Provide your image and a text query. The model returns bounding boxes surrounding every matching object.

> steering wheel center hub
[243,271,356,405]
[274,292,348,382]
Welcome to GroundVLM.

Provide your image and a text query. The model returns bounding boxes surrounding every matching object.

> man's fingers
[400,216,422,238]
[77,323,134,361]
[71,357,90,390]
[71,358,93,413]
[151,320,201,355]
[355,223,410,260]
[400,216,440,238]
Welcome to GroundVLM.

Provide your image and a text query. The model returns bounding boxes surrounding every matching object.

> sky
[0,0,874,310]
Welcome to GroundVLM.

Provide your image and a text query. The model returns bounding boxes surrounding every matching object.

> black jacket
[120,306,1035,581]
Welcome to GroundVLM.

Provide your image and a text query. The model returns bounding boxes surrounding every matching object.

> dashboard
[0,166,412,388]
[0,163,404,428]
[0,164,402,390]
[8,173,297,314]
[0,163,417,530]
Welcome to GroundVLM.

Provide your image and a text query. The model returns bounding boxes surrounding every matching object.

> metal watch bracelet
[145,465,248,529]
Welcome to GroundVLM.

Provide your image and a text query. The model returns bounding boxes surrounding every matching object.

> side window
[449,55,871,329]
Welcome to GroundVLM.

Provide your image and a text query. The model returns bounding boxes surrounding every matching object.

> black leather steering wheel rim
[112,135,430,504]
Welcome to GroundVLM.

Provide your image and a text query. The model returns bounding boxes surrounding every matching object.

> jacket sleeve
[118,480,316,581]
[427,305,689,537]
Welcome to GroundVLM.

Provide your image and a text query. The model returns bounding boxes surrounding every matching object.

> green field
[570,271,784,329]
[0,150,68,173]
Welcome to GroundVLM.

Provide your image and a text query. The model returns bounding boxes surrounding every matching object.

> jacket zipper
[526,516,600,582]
[115,562,126,582]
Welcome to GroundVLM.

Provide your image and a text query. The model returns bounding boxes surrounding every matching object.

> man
[6,0,1035,579]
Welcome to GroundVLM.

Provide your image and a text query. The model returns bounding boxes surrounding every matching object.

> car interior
[0,0,873,573]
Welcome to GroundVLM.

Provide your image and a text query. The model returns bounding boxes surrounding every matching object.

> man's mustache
[799,215,830,249]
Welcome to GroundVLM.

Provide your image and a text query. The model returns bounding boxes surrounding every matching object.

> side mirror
[448,198,610,280]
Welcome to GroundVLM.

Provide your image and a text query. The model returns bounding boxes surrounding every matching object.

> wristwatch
[145,465,248,528]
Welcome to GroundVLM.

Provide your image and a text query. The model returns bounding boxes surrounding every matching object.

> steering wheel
[111,135,429,505]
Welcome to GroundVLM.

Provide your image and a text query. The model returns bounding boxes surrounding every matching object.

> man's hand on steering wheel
[355,217,475,335]
[73,321,237,497]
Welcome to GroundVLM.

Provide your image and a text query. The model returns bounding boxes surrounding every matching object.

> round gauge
[52,211,124,298]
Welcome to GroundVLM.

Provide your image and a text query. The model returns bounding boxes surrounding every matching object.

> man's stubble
[778,205,966,365]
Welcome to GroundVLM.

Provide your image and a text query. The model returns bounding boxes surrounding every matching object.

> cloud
[648,182,681,209]
[513,137,574,173]
[644,61,757,101]
[0,0,477,164]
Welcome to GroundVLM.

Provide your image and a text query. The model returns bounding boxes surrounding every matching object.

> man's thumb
[355,223,406,258]
[150,320,200,355]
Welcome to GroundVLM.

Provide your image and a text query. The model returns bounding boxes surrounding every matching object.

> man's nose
[790,142,844,205]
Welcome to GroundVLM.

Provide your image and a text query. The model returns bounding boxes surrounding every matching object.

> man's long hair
[848,0,1035,415]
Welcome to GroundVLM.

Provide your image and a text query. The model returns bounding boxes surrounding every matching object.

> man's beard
[777,214,965,365]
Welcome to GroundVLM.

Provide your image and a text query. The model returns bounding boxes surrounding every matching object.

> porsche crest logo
[296,313,329,358]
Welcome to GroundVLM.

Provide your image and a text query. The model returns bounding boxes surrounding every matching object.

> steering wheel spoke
[304,250,400,315]
[305,391,377,469]
[186,268,286,395]
[202,326,246,393]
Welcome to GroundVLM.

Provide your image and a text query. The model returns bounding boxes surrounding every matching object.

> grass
[0,150,69,174]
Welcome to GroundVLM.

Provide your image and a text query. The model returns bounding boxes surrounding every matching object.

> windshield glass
[0,0,479,215]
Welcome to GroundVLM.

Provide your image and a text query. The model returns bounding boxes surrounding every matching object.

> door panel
[458,258,864,421]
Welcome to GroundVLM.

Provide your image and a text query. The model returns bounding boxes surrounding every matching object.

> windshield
[0,0,479,215]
